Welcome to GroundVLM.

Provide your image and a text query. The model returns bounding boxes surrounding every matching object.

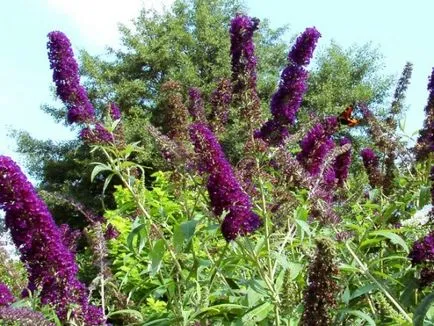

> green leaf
[150,239,166,275]
[341,309,375,326]
[180,219,197,242]
[419,185,431,208]
[241,302,273,323]
[414,293,434,326]
[339,263,362,274]
[369,230,409,253]
[90,163,112,182]
[127,224,147,253]
[289,262,304,280]
[173,225,184,253]
[350,283,376,301]
[193,304,246,318]
[295,219,311,237]
[107,309,144,321]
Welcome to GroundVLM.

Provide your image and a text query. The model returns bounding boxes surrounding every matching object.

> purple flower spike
[80,123,114,145]
[0,156,104,324]
[188,87,206,122]
[288,27,321,66]
[230,14,260,93]
[297,121,336,176]
[334,137,352,186]
[47,31,95,124]
[360,148,383,187]
[110,103,121,120]
[415,67,434,160]
[256,27,320,145]
[0,283,15,306]
[189,123,261,241]
[409,230,434,265]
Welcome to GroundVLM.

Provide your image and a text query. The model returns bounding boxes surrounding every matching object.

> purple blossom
[189,123,261,241]
[104,224,120,240]
[409,231,434,265]
[253,119,289,146]
[0,306,54,325]
[256,27,320,144]
[334,137,352,186]
[361,148,383,187]
[288,27,321,66]
[210,79,233,133]
[80,123,114,144]
[297,121,336,176]
[188,87,206,122]
[110,103,121,120]
[0,156,104,324]
[0,283,15,306]
[415,67,434,160]
[47,31,95,124]
[230,14,259,93]
[59,224,81,254]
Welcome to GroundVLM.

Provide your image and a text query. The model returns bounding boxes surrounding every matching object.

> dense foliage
[1,0,433,325]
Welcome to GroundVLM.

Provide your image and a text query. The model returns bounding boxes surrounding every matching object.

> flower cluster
[159,80,189,141]
[230,14,260,94]
[386,62,413,130]
[410,230,434,265]
[188,87,206,122]
[409,230,434,287]
[0,306,54,326]
[288,27,322,66]
[401,204,432,227]
[110,103,121,120]
[0,156,104,325]
[333,137,352,186]
[47,31,95,124]
[0,283,14,306]
[301,238,339,326]
[210,78,233,134]
[80,123,114,145]
[360,148,383,187]
[256,27,321,145]
[189,123,261,241]
[415,67,434,161]
[296,117,338,176]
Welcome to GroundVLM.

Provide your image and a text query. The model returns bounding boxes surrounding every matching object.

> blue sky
[1,0,432,167]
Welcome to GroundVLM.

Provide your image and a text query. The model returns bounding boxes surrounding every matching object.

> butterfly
[338,105,359,127]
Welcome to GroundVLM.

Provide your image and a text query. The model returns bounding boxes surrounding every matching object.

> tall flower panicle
[415,67,434,161]
[189,123,261,241]
[0,156,104,325]
[431,166,434,210]
[159,80,189,141]
[361,148,383,188]
[188,87,206,122]
[288,27,321,66]
[387,62,413,129]
[333,137,352,186]
[210,79,233,134]
[256,27,321,145]
[409,230,434,287]
[230,14,260,94]
[0,306,54,326]
[80,123,114,145]
[301,238,339,326]
[110,103,121,120]
[0,283,14,306]
[296,118,337,176]
[47,31,95,124]
[360,103,394,152]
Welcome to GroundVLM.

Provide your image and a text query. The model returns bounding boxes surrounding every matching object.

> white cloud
[44,0,174,49]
